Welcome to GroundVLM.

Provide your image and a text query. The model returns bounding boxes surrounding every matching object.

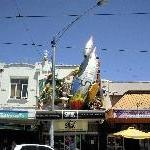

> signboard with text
[114,109,150,118]
[0,110,28,119]
[54,120,88,131]
[36,110,105,120]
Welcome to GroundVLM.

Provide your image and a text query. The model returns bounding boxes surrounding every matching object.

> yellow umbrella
[113,127,150,139]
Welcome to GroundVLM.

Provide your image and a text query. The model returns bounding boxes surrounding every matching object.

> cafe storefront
[106,91,150,150]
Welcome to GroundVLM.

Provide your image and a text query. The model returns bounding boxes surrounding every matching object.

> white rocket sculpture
[70,36,100,109]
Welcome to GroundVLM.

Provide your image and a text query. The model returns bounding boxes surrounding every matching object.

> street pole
[49,0,107,148]
[49,37,56,148]
[51,37,56,112]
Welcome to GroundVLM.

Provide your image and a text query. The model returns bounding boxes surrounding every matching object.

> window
[107,135,124,150]
[21,145,37,150]
[38,146,53,150]
[10,78,28,99]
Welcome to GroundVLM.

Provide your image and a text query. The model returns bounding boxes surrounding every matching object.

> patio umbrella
[113,127,150,139]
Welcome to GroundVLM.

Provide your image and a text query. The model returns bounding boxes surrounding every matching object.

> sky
[0,0,150,82]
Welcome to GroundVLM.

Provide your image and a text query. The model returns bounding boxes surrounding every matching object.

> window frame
[10,77,28,99]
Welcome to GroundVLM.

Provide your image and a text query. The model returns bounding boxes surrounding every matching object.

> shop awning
[112,92,150,110]
[113,127,150,139]
[106,91,150,123]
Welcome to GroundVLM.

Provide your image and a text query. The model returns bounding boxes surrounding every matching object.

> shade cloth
[113,127,150,139]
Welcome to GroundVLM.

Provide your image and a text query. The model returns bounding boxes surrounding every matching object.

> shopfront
[36,110,105,149]
[40,119,101,150]
[0,109,38,147]
[106,91,150,150]
[107,134,150,150]
[53,120,99,150]
[54,133,99,150]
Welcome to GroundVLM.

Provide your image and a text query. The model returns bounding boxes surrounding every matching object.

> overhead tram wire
[1,10,150,20]
[14,0,36,45]
[100,48,149,53]
[1,40,150,54]
[51,10,150,44]
[13,0,43,61]
[1,41,43,47]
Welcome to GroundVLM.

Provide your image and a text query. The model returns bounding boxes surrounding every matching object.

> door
[65,135,81,150]
[54,136,64,150]
[81,135,99,150]
[55,135,81,150]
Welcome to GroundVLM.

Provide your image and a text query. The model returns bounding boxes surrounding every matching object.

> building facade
[105,81,150,150]
[0,36,107,150]
[0,62,38,147]
[1,54,150,150]
[0,57,150,150]
[0,55,80,148]
[0,53,105,150]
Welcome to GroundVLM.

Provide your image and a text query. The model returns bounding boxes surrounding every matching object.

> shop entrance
[54,135,81,150]
[124,138,140,150]
[54,134,99,150]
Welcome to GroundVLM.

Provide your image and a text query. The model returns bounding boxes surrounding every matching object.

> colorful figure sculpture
[38,36,102,110]
[70,36,101,109]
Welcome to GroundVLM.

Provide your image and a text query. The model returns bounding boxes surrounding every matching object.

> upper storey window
[10,78,28,99]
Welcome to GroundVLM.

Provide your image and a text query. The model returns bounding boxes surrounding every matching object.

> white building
[0,54,79,146]
[0,56,78,110]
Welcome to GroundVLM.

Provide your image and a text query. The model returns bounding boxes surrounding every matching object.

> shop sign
[63,111,77,119]
[36,110,105,120]
[0,110,28,119]
[114,109,150,118]
[54,120,88,131]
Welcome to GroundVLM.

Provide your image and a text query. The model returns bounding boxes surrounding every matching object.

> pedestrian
[3,139,8,150]
[11,140,16,150]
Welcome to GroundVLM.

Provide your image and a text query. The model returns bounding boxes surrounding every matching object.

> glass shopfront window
[107,135,124,150]
[54,134,99,150]
[139,139,150,150]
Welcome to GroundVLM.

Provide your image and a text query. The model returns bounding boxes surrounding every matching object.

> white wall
[0,64,37,108]
[56,65,78,79]
[109,82,150,95]
[0,63,79,109]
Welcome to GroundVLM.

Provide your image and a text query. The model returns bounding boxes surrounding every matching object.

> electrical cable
[13,0,43,60]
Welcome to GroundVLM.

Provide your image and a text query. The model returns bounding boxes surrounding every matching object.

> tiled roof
[112,92,150,110]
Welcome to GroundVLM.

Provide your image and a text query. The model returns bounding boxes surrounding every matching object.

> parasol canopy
[113,127,150,139]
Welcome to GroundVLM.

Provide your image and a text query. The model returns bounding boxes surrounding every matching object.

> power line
[12,0,44,61]
[1,11,150,19]
[101,48,149,53]
[1,41,150,54]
